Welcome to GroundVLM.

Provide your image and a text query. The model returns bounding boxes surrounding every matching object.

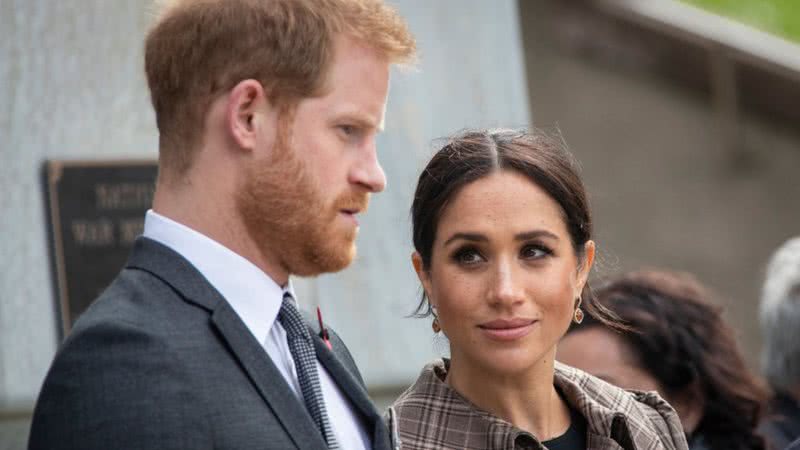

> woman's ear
[411,252,434,305]
[575,240,596,296]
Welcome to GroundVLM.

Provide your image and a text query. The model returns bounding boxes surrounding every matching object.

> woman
[387,129,688,450]
[558,270,768,450]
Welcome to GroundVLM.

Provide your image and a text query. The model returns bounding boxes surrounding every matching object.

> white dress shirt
[143,210,371,450]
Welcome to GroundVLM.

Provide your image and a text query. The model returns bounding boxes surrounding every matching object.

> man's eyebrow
[443,232,487,247]
[334,110,382,131]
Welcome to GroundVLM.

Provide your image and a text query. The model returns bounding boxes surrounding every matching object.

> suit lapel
[212,305,328,449]
[126,238,328,449]
[312,336,392,450]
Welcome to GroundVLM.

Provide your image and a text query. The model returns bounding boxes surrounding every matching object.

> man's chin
[323,242,357,273]
[291,242,357,277]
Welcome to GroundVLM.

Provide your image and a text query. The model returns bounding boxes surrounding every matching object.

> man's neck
[152,182,290,286]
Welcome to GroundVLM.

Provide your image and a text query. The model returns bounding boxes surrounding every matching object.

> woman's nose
[489,261,525,307]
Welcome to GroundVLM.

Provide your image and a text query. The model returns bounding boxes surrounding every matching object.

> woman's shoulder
[389,359,449,406]
[387,359,476,421]
[554,362,689,450]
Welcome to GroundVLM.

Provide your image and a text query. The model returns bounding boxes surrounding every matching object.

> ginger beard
[236,128,368,277]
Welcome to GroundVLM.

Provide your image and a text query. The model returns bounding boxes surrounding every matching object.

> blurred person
[759,237,800,449]
[558,270,768,450]
[29,1,415,449]
[387,129,688,450]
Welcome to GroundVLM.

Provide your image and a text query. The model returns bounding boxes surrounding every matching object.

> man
[29,1,415,449]
[759,237,800,450]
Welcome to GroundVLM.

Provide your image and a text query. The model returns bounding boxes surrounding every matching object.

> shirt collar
[142,209,286,344]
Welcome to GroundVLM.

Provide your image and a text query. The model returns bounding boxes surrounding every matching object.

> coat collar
[553,362,687,450]
[389,359,687,450]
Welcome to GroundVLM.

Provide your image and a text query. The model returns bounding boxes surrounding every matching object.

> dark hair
[570,270,768,450]
[410,128,613,325]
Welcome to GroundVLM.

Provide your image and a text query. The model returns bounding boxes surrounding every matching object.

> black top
[542,406,587,450]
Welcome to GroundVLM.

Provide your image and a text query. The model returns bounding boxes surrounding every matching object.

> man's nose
[350,140,387,193]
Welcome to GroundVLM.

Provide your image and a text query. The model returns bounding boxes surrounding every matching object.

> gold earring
[432,317,441,333]
[573,297,584,324]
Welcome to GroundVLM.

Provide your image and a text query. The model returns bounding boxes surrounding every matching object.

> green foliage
[681,0,800,42]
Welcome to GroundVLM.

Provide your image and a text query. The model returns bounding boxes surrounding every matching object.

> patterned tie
[278,292,339,449]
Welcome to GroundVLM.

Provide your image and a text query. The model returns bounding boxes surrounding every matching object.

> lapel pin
[316,306,333,350]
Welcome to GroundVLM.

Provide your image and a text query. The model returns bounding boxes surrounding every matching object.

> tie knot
[278,293,311,342]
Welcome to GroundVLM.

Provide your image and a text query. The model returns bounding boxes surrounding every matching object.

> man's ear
[575,240,596,297]
[226,79,275,152]
[411,252,434,306]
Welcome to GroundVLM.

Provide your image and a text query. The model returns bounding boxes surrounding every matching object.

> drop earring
[430,303,440,333]
[573,297,584,324]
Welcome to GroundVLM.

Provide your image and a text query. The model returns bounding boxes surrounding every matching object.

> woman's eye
[521,244,551,260]
[453,248,484,265]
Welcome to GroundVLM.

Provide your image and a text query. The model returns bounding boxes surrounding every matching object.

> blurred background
[1,0,798,448]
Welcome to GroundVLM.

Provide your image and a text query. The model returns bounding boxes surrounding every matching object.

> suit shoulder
[30,308,210,449]
[71,266,201,336]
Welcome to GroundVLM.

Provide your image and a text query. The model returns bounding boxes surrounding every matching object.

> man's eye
[338,125,356,136]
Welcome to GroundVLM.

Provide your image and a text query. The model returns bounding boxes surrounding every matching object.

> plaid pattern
[279,293,339,449]
[387,359,689,450]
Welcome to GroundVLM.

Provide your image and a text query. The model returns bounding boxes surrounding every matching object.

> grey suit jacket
[29,237,391,450]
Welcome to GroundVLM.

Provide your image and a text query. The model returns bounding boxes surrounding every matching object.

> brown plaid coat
[386,360,689,450]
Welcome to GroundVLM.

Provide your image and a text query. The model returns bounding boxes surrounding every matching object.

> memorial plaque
[44,160,158,336]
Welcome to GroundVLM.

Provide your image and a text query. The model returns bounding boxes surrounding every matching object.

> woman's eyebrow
[515,230,558,242]
[443,232,487,246]
[444,230,560,246]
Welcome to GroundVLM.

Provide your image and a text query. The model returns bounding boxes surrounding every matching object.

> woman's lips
[478,318,537,341]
